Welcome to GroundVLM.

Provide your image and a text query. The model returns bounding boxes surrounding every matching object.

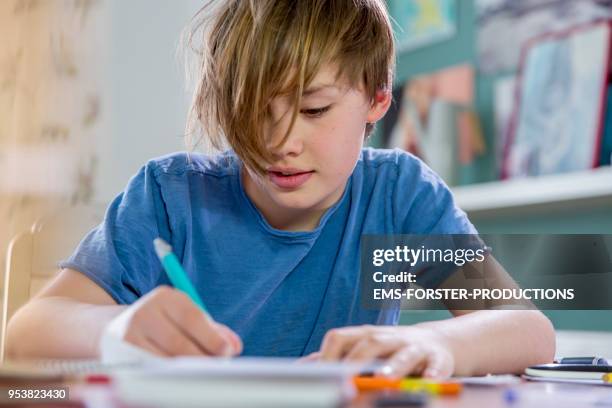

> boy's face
[242,64,390,229]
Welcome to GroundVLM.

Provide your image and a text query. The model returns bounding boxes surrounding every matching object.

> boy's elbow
[4,304,43,360]
[5,309,30,359]
[5,321,21,360]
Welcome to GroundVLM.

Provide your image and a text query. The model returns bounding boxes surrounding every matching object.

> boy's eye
[300,106,331,118]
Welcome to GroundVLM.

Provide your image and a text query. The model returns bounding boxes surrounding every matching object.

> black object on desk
[526,363,612,381]
[556,357,609,366]
[374,391,428,407]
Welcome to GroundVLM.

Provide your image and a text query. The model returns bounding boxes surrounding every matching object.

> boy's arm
[6,269,242,360]
[430,254,555,375]
[318,255,555,377]
[318,308,554,377]
[6,269,126,359]
[418,309,555,376]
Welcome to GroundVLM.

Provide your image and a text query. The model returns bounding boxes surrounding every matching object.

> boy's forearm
[6,297,126,360]
[416,310,555,376]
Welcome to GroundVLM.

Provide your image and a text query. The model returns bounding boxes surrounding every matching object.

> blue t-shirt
[60,148,476,357]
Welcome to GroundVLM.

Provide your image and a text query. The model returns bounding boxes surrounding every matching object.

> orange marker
[603,373,612,383]
[353,376,401,392]
[353,376,462,395]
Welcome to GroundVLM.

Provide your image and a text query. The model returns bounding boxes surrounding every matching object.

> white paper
[140,356,367,379]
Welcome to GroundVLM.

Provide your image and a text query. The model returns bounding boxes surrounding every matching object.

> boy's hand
[103,286,242,357]
[318,325,454,378]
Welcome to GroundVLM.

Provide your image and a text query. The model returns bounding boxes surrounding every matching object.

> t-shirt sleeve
[392,152,477,235]
[59,162,172,304]
[392,152,479,289]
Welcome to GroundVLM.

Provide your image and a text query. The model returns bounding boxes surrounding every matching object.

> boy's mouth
[267,167,315,189]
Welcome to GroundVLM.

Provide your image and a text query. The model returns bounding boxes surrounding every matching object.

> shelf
[452,166,612,217]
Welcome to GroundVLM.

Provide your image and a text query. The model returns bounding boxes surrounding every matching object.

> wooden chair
[1,205,104,360]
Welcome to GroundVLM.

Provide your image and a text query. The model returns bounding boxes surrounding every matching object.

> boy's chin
[269,183,346,213]
[271,186,342,211]
[272,193,323,211]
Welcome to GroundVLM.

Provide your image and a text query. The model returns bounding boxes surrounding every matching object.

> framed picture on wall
[380,64,484,186]
[387,0,457,53]
[502,20,612,179]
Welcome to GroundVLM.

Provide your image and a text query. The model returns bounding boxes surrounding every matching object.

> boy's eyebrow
[302,84,339,96]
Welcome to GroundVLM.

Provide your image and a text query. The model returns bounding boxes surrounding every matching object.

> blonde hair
[184,0,395,174]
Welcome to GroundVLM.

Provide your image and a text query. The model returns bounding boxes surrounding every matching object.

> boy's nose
[268,130,305,159]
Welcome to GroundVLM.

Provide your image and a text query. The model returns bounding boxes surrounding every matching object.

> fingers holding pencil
[122,285,243,357]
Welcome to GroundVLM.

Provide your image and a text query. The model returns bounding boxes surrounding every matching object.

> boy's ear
[366,89,392,123]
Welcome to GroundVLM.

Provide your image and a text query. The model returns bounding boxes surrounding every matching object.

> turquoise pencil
[153,238,209,314]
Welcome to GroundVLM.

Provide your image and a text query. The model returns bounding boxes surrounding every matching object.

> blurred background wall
[0,0,107,287]
[99,0,203,203]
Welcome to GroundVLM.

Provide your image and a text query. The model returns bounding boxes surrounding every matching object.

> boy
[6,0,554,378]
